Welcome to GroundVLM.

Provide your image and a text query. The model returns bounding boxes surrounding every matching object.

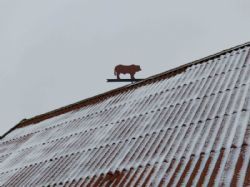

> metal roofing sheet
[0,44,250,186]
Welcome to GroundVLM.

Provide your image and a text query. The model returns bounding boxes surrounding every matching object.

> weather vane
[107,64,144,82]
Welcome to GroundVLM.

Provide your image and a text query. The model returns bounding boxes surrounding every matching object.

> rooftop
[0,42,250,186]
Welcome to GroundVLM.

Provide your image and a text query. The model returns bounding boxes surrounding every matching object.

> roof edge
[1,41,250,139]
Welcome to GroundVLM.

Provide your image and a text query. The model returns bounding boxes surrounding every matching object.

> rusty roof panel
[0,44,250,186]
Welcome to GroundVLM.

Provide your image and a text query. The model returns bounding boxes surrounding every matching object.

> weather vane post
[107,64,144,82]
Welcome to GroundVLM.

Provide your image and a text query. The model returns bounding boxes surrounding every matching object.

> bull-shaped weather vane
[107,64,144,82]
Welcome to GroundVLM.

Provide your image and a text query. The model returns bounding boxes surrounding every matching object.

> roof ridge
[1,41,250,139]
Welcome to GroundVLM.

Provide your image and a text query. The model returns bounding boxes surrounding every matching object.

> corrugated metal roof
[0,43,250,186]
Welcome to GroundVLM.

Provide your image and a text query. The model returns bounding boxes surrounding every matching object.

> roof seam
[1,79,248,144]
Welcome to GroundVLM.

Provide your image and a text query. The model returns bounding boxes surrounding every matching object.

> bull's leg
[117,73,120,79]
[130,73,135,79]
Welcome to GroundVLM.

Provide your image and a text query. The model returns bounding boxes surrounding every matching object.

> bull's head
[136,65,142,72]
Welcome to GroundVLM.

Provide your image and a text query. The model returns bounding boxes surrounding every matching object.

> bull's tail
[114,68,117,76]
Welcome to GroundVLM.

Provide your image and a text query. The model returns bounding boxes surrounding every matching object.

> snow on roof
[0,42,250,186]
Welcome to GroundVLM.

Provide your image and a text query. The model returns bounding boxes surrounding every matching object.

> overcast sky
[0,0,250,135]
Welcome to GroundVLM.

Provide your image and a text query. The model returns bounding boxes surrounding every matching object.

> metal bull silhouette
[107,64,144,82]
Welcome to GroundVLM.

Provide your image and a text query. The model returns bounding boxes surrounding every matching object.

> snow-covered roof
[0,42,250,186]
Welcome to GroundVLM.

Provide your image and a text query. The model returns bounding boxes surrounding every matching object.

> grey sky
[0,0,250,135]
